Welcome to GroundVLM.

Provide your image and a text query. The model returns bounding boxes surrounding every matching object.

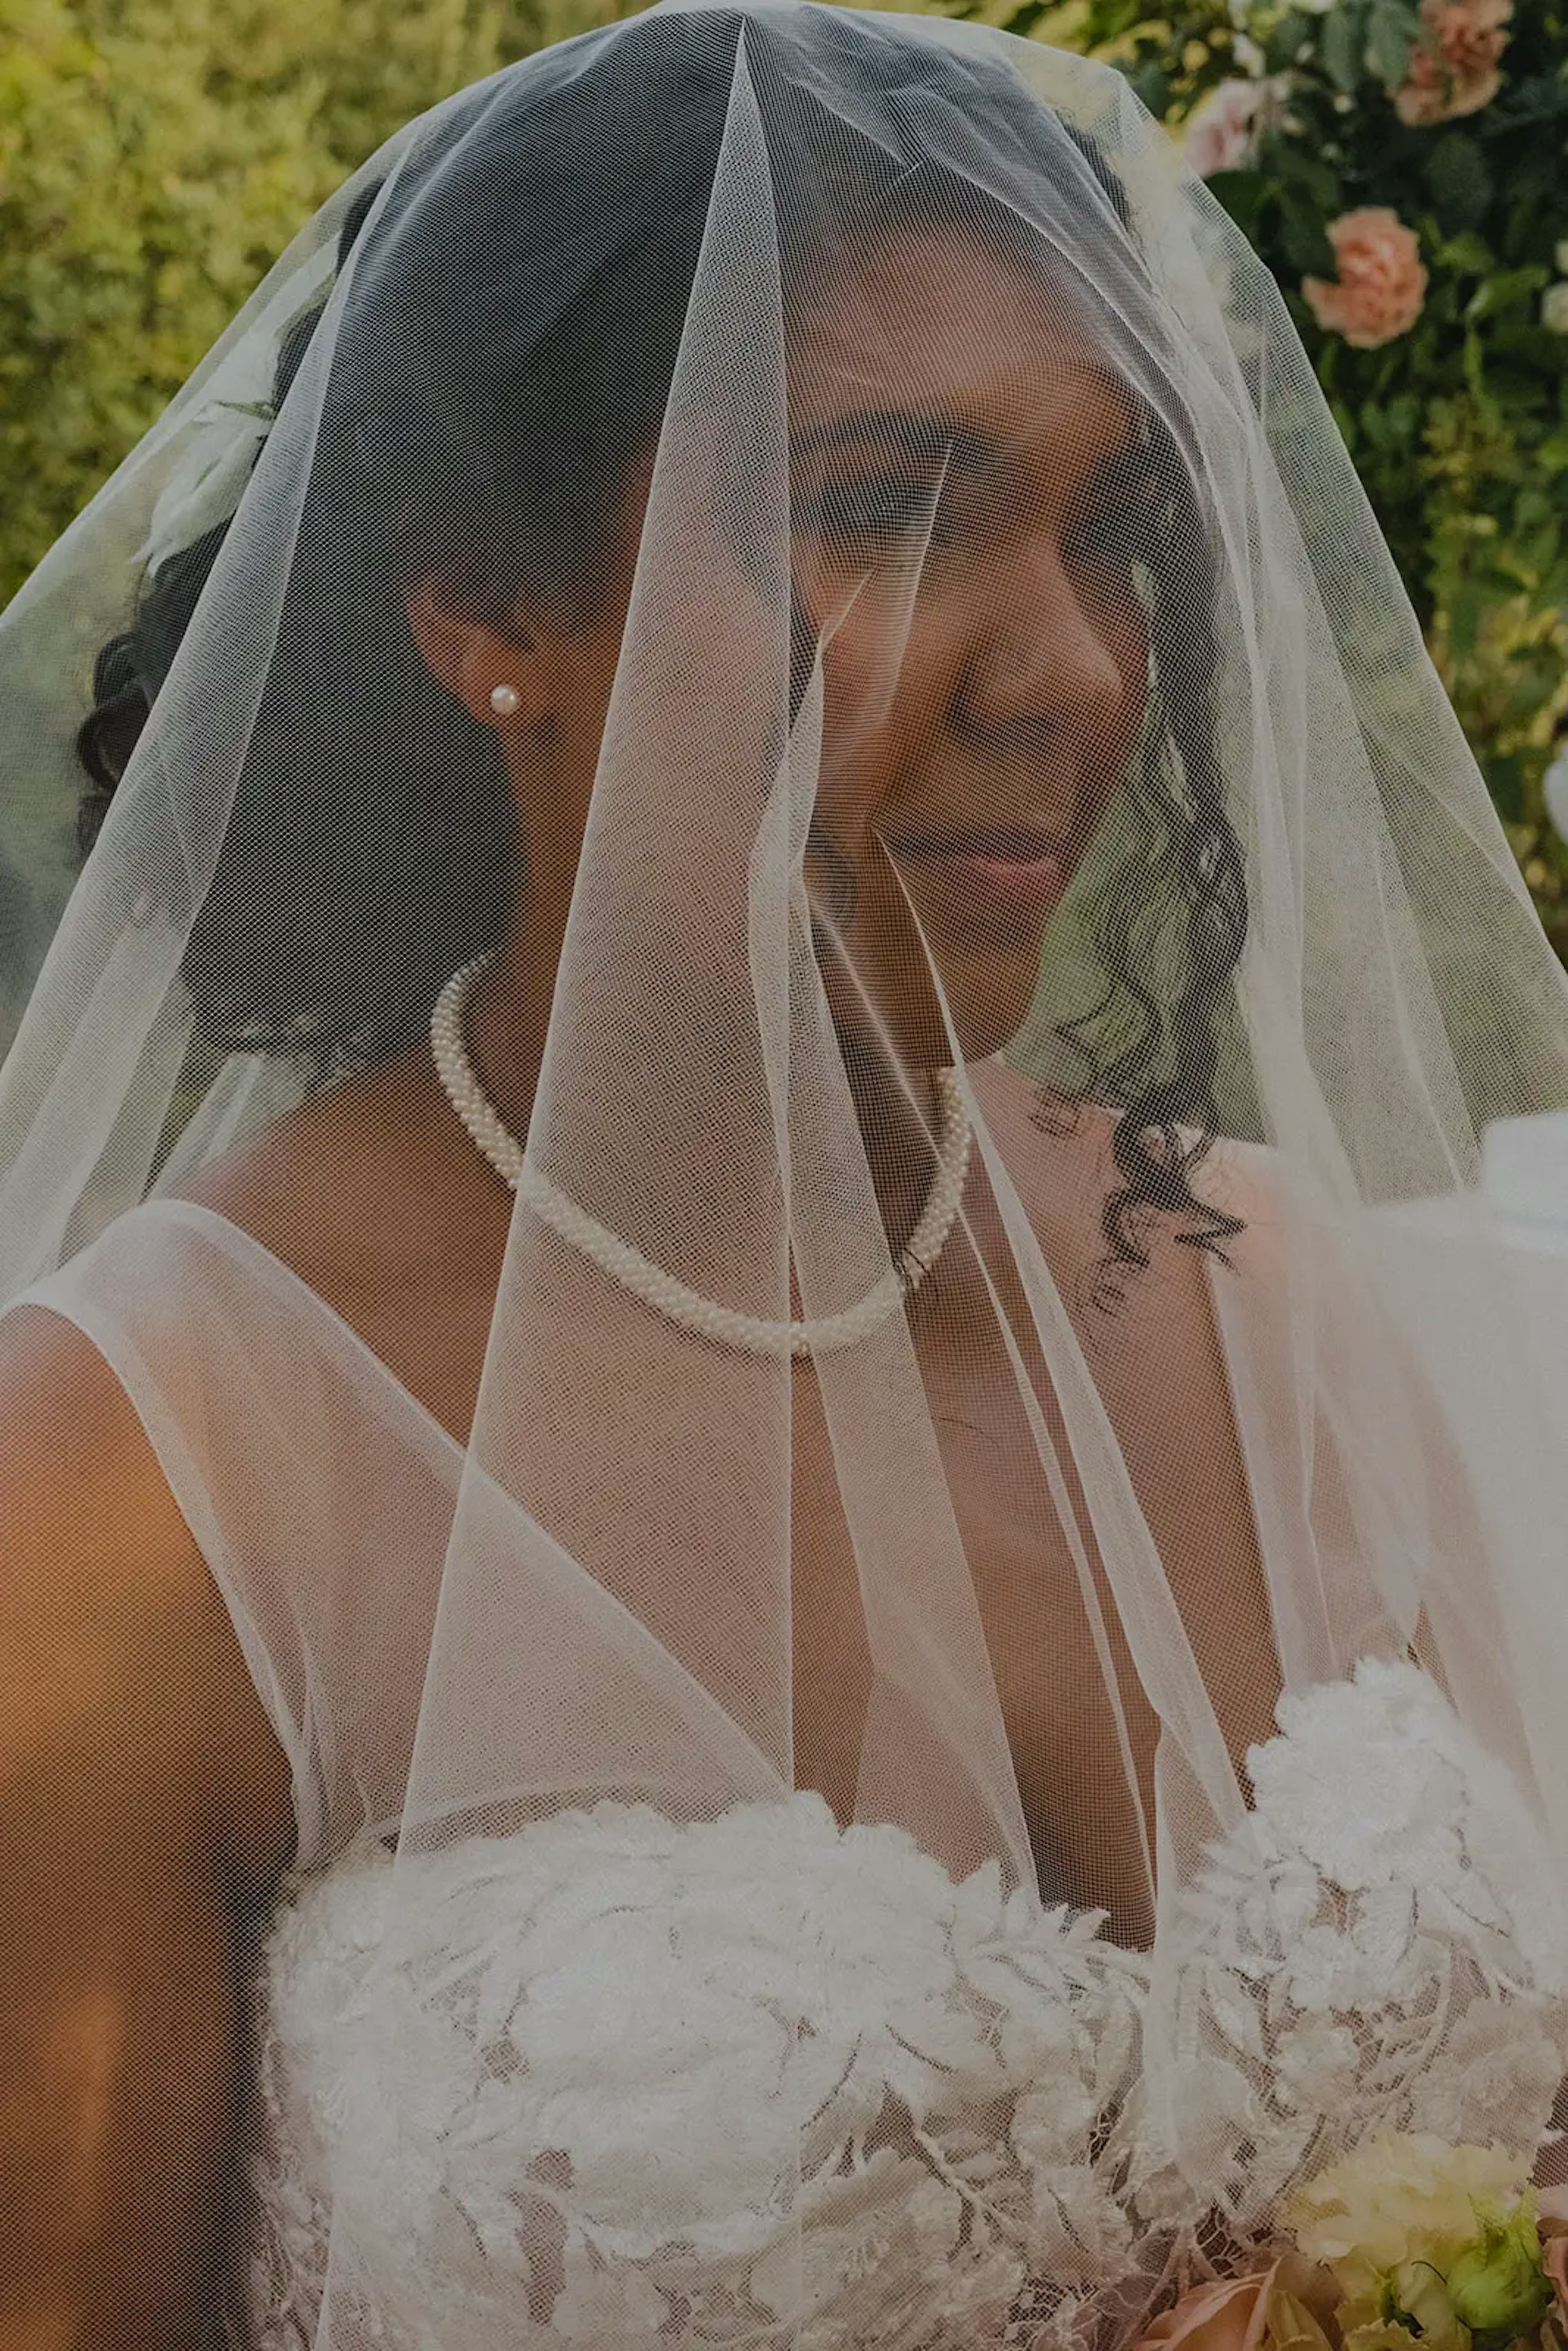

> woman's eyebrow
[789,409,993,470]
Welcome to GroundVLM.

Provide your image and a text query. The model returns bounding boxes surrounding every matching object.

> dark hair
[1056,420,1249,1282]
[76,4,1245,1271]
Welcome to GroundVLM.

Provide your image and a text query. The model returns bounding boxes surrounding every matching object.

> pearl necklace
[430,952,973,1359]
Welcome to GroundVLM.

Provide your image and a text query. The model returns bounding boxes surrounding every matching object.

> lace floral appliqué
[235,1663,1568,2351]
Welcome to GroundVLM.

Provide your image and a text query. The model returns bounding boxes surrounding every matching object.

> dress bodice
[236,1663,1568,2351]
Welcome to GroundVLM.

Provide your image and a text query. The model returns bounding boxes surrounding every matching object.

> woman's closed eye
[795,451,1159,581]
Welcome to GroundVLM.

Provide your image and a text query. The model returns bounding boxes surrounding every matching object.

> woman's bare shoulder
[0,1301,187,1565]
[0,1299,294,1892]
[173,1047,509,1318]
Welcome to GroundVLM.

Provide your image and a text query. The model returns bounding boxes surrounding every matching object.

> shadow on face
[788,223,1152,1073]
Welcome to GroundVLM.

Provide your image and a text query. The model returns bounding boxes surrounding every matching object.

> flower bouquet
[1138,2137,1568,2351]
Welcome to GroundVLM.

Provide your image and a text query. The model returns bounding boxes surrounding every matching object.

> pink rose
[1537,2186,1568,2323]
[1137,2270,1280,2351]
[1302,208,1428,348]
[1135,2260,1344,2351]
[1184,79,1265,178]
[1394,0,1512,123]
[1135,2261,1343,2351]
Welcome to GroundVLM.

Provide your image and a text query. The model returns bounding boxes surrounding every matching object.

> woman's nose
[956,532,1130,744]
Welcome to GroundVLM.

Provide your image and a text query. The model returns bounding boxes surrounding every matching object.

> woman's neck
[460,940,948,1272]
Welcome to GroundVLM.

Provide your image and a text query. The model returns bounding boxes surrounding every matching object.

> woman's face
[787,222,1151,1069]
[422,220,1152,1077]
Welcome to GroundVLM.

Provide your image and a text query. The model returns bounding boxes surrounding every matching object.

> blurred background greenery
[2,0,1566,949]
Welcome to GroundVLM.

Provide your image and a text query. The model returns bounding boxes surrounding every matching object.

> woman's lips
[881,827,1069,917]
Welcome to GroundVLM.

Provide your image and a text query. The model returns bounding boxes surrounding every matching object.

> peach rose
[1394,0,1512,124]
[1537,2184,1568,2322]
[1136,2262,1340,2351]
[1138,2270,1280,2351]
[1302,209,1428,349]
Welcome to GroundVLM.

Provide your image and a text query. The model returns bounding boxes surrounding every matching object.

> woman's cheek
[812,629,910,852]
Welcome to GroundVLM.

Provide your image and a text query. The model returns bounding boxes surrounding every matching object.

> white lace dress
[238,1662,1568,2351]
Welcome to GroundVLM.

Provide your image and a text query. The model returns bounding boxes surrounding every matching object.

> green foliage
[0,0,625,606]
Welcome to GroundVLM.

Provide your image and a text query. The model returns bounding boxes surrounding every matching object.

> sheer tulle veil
[4,2,1568,2342]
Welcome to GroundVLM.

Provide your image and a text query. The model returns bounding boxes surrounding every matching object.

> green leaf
[1521,520,1561,573]
[1203,167,1266,238]
[1274,140,1342,206]
[1466,265,1551,321]
[1491,71,1568,127]
[1385,394,1421,444]
[1503,205,1555,263]
[1486,754,1526,822]
[1365,0,1418,88]
[1125,59,1169,116]
[1450,582,1484,657]
[1263,11,1312,71]
[1360,400,1425,455]
[1425,133,1492,230]
[1437,229,1496,275]
[1320,4,1365,94]
[1281,201,1337,277]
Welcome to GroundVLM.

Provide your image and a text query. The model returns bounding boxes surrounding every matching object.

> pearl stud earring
[489,682,521,717]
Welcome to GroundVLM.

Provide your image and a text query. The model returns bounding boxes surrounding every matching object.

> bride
[3,4,1568,2345]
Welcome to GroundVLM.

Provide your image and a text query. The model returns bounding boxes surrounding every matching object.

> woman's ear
[405,585,539,728]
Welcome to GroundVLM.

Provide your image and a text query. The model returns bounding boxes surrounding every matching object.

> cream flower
[1285,2131,1530,2289]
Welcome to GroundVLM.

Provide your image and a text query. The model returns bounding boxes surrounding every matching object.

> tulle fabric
[4,4,1568,2343]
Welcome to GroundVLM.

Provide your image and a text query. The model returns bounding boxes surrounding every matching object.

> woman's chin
[857,960,1041,1078]
[890,915,1054,1068]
